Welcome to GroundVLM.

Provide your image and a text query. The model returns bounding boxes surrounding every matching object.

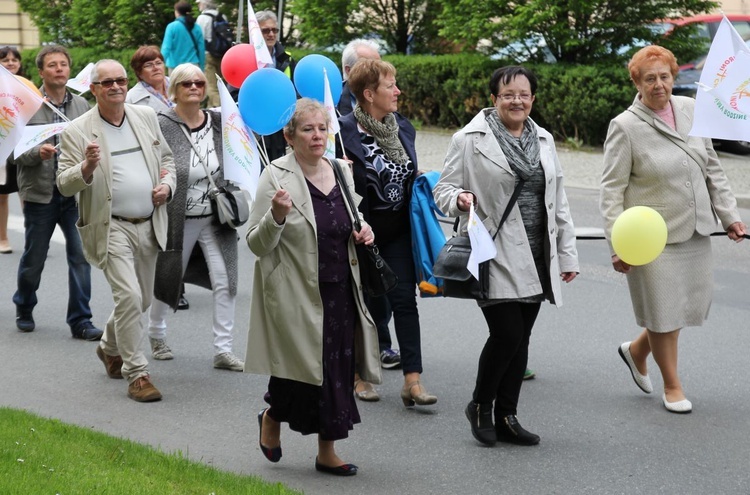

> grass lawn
[0,407,300,494]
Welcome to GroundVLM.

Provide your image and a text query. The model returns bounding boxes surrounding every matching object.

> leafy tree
[288,0,441,54]
[435,0,719,64]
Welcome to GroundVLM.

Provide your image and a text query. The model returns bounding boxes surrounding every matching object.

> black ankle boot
[465,401,496,446]
[496,415,540,446]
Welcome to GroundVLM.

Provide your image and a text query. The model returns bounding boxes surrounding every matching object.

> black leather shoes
[465,401,496,446]
[257,409,282,463]
[16,310,35,332]
[315,458,358,476]
[496,415,540,446]
[72,321,103,341]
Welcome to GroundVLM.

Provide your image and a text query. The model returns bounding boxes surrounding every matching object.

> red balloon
[221,44,258,88]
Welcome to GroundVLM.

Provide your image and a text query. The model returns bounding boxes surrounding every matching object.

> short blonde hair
[347,59,397,104]
[628,45,679,83]
[283,98,330,143]
[167,63,206,101]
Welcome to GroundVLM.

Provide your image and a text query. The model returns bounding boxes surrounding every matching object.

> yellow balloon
[14,75,42,99]
[611,206,668,266]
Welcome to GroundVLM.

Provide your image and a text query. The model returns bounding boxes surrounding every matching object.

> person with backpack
[196,0,232,107]
[161,1,205,74]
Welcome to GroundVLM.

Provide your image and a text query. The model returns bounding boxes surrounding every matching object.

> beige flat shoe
[354,379,380,402]
[0,240,11,254]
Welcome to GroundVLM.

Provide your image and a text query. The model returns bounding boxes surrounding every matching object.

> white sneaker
[214,352,244,371]
[149,338,173,360]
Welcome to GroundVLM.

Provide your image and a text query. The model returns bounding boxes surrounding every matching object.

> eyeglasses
[261,27,279,35]
[179,80,206,88]
[498,93,533,102]
[142,60,164,70]
[92,78,129,88]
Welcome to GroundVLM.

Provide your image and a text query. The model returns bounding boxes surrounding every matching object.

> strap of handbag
[182,22,202,61]
[178,121,235,222]
[627,105,706,177]
[452,178,525,241]
[326,157,363,232]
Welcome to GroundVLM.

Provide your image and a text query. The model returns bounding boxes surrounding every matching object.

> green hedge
[19,47,635,147]
[386,54,635,146]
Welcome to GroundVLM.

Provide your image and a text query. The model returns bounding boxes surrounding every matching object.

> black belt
[112,215,152,225]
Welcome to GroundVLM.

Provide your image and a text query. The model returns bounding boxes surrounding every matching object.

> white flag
[65,63,95,94]
[247,0,274,69]
[690,15,750,141]
[0,65,45,165]
[707,50,750,118]
[218,78,261,200]
[466,203,497,280]
[323,69,339,159]
[14,121,69,158]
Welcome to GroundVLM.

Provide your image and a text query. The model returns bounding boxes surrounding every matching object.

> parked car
[652,13,750,41]
[672,35,750,155]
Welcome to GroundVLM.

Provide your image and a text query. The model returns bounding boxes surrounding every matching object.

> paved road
[1,132,749,494]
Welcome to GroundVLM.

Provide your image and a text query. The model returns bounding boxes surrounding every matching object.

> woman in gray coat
[601,46,745,414]
[147,63,244,371]
[433,66,578,447]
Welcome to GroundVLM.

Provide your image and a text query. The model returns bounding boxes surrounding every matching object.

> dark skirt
[265,278,360,441]
[0,162,19,194]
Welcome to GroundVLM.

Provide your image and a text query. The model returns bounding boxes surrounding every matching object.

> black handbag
[329,158,399,297]
[180,124,249,229]
[433,180,524,299]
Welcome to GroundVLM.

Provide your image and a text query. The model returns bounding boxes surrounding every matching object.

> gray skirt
[626,233,712,333]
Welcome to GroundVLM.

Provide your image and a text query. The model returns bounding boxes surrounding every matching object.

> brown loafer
[96,345,123,379]
[127,376,162,402]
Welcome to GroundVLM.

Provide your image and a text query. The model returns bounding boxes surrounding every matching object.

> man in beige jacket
[56,59,176,403]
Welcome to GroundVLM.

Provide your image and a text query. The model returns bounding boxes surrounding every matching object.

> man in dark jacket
[337,39,381,116]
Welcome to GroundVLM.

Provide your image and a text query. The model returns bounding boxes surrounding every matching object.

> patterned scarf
[353,104,409,164]
[485,109,540,181]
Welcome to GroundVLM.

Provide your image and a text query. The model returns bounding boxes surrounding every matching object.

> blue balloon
[293,54,343,105]
[238,68,297,136]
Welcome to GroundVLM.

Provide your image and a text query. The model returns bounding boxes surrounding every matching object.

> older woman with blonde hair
[147,63,244,371]
[337,58,437,407]
[246,98,380,476]
[601,45,746,414]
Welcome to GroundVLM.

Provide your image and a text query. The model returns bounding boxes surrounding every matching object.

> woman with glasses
[146,63,245,371]
[433,65,579,447]
[255,10,295,162]
[126,45,173,113]
[601,46,745,414]
[0,46,24,254]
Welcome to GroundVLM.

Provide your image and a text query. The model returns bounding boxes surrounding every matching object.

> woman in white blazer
[601,45,746,414]
[433,66,579,447]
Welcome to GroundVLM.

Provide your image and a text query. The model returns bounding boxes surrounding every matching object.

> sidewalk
[415,128,750,207]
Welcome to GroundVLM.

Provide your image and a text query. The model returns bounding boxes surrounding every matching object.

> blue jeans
[365,231,422,374]
[13,188,92,330]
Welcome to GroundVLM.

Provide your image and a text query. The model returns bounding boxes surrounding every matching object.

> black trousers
[473,301,541,419]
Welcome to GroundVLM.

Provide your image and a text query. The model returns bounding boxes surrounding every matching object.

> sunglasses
[92,77,128,88]
[261,27,280,35]
[179,80,206,88]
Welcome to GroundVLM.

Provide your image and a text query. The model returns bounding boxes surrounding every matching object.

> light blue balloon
[238,68,297,136]
[293,54,343,105]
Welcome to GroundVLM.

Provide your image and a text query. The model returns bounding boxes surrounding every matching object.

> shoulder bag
[328,157,398,298]
[433,180,524,299]
[179,123,249,229]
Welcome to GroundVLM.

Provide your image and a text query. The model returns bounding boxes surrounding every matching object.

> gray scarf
[485,109,541,181]
[353,104,409,164]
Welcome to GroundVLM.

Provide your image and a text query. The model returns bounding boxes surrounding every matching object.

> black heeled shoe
[465,401,496,446]
[257,409,282,462]
[496,415,540,446]
[315,457,358,476]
